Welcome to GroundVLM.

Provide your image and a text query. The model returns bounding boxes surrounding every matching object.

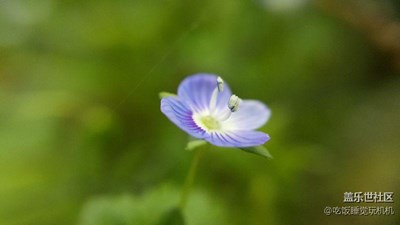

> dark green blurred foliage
[0,0,399,225]
[157,208,184,225]
[77,184,228,225]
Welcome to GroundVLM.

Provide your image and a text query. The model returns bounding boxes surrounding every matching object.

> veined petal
[161,97,208,139]
[205,130,270,148]
[178,73,232,113]
[223,100,271,130]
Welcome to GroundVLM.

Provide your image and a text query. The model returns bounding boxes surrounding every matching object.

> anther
[217,76,224,92]
[228,94,241,112]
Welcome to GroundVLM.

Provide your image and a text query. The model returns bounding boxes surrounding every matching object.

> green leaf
[157,207,185,225]
[185,139,207,151]
[76,184,231,225]
[159,92,177,99]
[240,145,273,159]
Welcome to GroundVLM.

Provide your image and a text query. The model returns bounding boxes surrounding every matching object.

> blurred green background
[1,0,399,224]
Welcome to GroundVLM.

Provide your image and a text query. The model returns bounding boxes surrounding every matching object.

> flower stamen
[217,76,224,92]
[209,76,224,114]
[228,94,241,112]
[219,94,242,121]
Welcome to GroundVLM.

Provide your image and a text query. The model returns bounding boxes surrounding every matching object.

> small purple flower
[161,73,271,148]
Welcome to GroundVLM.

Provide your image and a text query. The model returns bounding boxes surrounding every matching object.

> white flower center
[200,116,221,131]
[192,77,242,133]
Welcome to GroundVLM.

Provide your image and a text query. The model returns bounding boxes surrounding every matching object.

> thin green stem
[179,147,204,210]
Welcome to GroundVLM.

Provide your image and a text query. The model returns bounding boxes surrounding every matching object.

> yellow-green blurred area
[1,0,400,224]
